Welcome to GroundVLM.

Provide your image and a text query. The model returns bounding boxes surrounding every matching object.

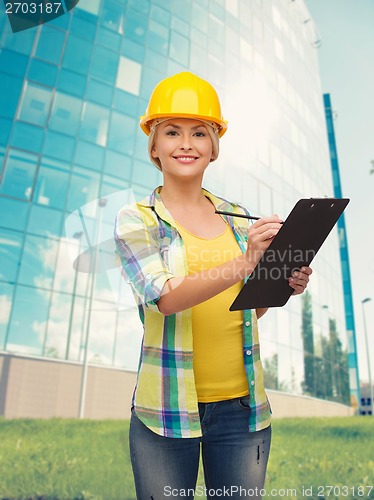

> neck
[160,176,207,209]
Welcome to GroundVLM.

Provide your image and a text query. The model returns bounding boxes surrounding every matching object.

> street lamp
[362,298,373,416]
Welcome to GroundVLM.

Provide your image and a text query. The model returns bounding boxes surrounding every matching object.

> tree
[328,318,350,405]
[301,291,315,395]
[263,353,290,392]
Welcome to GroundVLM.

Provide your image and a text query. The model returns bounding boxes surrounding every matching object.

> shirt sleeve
[114,203,175,312]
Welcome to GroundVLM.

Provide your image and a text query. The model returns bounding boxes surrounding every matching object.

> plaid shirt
[114,186,271,438]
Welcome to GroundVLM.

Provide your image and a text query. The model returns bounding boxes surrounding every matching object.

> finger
[258,228,281,241]
[289,282,305,295]
[255,223,283,236]
[300,266,313,276]
[291,271,309,283]
[251,216,283,228]
[289,276,309,289]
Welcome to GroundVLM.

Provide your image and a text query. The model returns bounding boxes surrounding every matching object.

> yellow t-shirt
[174,220,249,403]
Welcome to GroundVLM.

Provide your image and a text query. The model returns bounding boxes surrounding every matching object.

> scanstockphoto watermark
[3,0,80,32]
[247,247,316,281]
[164,485,299,497]
[184,245,316,282]
[164,485,374,497]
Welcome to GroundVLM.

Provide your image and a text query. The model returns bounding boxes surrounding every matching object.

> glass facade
[0,0,353,405]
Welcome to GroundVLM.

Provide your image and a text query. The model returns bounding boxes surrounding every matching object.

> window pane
[90,45,119,85]
[171,16,188,37]
[66,166,100,212]
[43,291,73,359]
[0,49,28,78]
[64,295,87,361]
[128,0,150,15]
[86,305,117,365]
[140,66,163,99]
[144,49,167,72]
[0,150,38,201]
[114,308,142,370]
[70,12,97,42]
[77,0,101,15]
[113,89,138,115]
[0,229,23,283]
[209,14,224,44]
[18,82,52,127]
[80,102,109,147]
[35,26,66,64]
[75,141,105,171]
[43,130,75,162]
[11,122,44,154]
[62,35,92,75]
[104,149,132,179]
[121,38,144,63]
[150,4,170,27]
[49,92,82,136]
[0,118,12,146]
[0,282,14,349]
[132,159,158,189]
[86,79,113,107]
[148,20,169,55]
[5,284,51,355]
[169,31,189,65]
[116,56,141,95]
[100,173,128,198]
[27,204,63,238]
[170,0,190,19]
[18,234,59,289]
[57,68,86,98]
[96,26,121,51]
[34,158,70,209]
[28,59,58,87]
[0,197,30,232]
[0,72,24,119]
[52,237,89,297]
[2,27,35,55]
[107,112,136,155]
[124,9,148,44]
[101,0,125,33]
[49,10,71,29]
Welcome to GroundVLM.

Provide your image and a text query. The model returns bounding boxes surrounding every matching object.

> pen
[215,210,260,220]
[215,210,283,223]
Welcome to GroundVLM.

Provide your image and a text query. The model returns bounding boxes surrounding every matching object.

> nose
[179,133,192,151]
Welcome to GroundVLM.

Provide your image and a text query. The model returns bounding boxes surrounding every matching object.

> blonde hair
[148,119,220,172]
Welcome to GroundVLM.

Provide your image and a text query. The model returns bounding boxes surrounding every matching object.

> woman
[114,72,312,499]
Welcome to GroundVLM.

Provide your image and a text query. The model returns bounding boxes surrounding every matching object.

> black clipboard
[230,198,350,310]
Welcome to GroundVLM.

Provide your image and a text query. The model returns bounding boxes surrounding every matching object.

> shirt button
[246,350,252,356]
[245,321,250,327]
[250,380,255,386]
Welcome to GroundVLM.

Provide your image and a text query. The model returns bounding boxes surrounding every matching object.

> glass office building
[0,0,355,412]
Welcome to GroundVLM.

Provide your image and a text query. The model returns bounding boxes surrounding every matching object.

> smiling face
[151,118,214,179]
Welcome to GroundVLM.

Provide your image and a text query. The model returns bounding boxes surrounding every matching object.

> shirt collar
[138,185,247,226]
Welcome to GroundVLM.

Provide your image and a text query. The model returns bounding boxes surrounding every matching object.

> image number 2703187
[3,0,80,32]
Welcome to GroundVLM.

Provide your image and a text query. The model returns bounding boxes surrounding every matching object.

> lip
[172,155,199,163]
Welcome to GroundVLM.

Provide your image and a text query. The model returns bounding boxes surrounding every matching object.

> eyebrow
[163,123,206,130]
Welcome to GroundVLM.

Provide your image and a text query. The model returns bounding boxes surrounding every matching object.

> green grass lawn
[0,417,373,500]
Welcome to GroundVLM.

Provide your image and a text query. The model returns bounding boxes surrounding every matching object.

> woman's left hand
[288,266,313,295]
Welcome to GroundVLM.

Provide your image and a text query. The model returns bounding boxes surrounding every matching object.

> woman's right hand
[245,215,283,269]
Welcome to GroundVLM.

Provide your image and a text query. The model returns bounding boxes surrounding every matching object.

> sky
[305,0,374,384]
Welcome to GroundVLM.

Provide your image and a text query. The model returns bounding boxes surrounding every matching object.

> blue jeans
[129,396,272,499]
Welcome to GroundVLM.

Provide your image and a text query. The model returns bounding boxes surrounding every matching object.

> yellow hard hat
[140,72,228,137]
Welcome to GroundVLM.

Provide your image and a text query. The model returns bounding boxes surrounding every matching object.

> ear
[151,147,158,159]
